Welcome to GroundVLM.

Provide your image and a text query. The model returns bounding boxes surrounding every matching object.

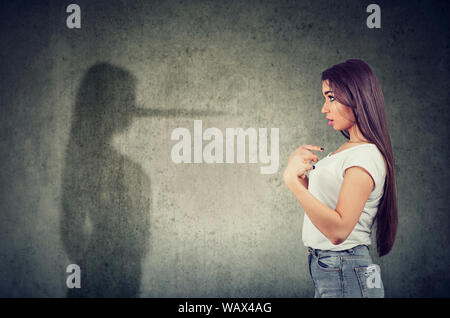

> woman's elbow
[330,237,344,245]
[329,216,353,245]
[329,231,350,245]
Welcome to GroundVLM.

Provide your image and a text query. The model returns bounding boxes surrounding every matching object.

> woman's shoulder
[330,142,378,157]
[356,143,384,159]
[345,143,380,154]
[345,143,387,177]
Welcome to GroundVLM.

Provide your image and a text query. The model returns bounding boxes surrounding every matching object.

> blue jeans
[307,244,384,298]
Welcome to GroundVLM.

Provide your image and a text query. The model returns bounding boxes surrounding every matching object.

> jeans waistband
[307,244,369,257]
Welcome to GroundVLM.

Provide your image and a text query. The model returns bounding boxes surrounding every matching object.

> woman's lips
[328,120,334,126]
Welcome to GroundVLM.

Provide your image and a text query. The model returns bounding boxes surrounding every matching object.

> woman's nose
[321,103,328,113]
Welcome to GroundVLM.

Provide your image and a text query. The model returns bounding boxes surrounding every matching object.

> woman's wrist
[283,169,307,192]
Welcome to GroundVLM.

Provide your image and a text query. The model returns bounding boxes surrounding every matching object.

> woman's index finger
[303,145,324,152]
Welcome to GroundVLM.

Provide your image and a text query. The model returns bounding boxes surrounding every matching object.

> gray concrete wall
[0,0,449,297]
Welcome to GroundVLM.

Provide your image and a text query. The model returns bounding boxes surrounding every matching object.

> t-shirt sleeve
[341,148,386,192]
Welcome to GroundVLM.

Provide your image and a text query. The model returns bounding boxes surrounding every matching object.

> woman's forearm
[287,179,344,244]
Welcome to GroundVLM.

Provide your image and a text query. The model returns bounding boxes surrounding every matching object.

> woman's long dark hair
[321,59,398,257]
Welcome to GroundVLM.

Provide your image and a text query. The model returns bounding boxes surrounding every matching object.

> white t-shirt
[302,143,387,251]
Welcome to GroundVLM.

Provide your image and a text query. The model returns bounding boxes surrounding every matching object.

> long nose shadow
[61,62,226,297]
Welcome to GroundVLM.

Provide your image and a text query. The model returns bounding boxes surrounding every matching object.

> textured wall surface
[0,0,449,297]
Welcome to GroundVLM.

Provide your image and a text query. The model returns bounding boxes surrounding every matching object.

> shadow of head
[73,62,139,141]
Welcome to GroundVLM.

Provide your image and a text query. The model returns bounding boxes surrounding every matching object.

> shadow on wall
[60,63,151,297]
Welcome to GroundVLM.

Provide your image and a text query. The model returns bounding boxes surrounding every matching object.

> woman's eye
[328,96,335,101]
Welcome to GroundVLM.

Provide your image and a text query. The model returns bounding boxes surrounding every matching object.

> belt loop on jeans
[307,247,318,257]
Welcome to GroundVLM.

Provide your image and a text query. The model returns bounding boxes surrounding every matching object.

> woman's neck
[347,126,369,143]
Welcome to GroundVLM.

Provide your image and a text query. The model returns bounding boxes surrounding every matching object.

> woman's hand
[283,144,324,190]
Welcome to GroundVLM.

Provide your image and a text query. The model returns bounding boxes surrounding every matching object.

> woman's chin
[333,124,349,131]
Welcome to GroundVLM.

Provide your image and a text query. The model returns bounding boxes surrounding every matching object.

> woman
[283,59,398,298]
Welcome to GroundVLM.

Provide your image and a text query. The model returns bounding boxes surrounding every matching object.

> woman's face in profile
[321,80,355,131]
